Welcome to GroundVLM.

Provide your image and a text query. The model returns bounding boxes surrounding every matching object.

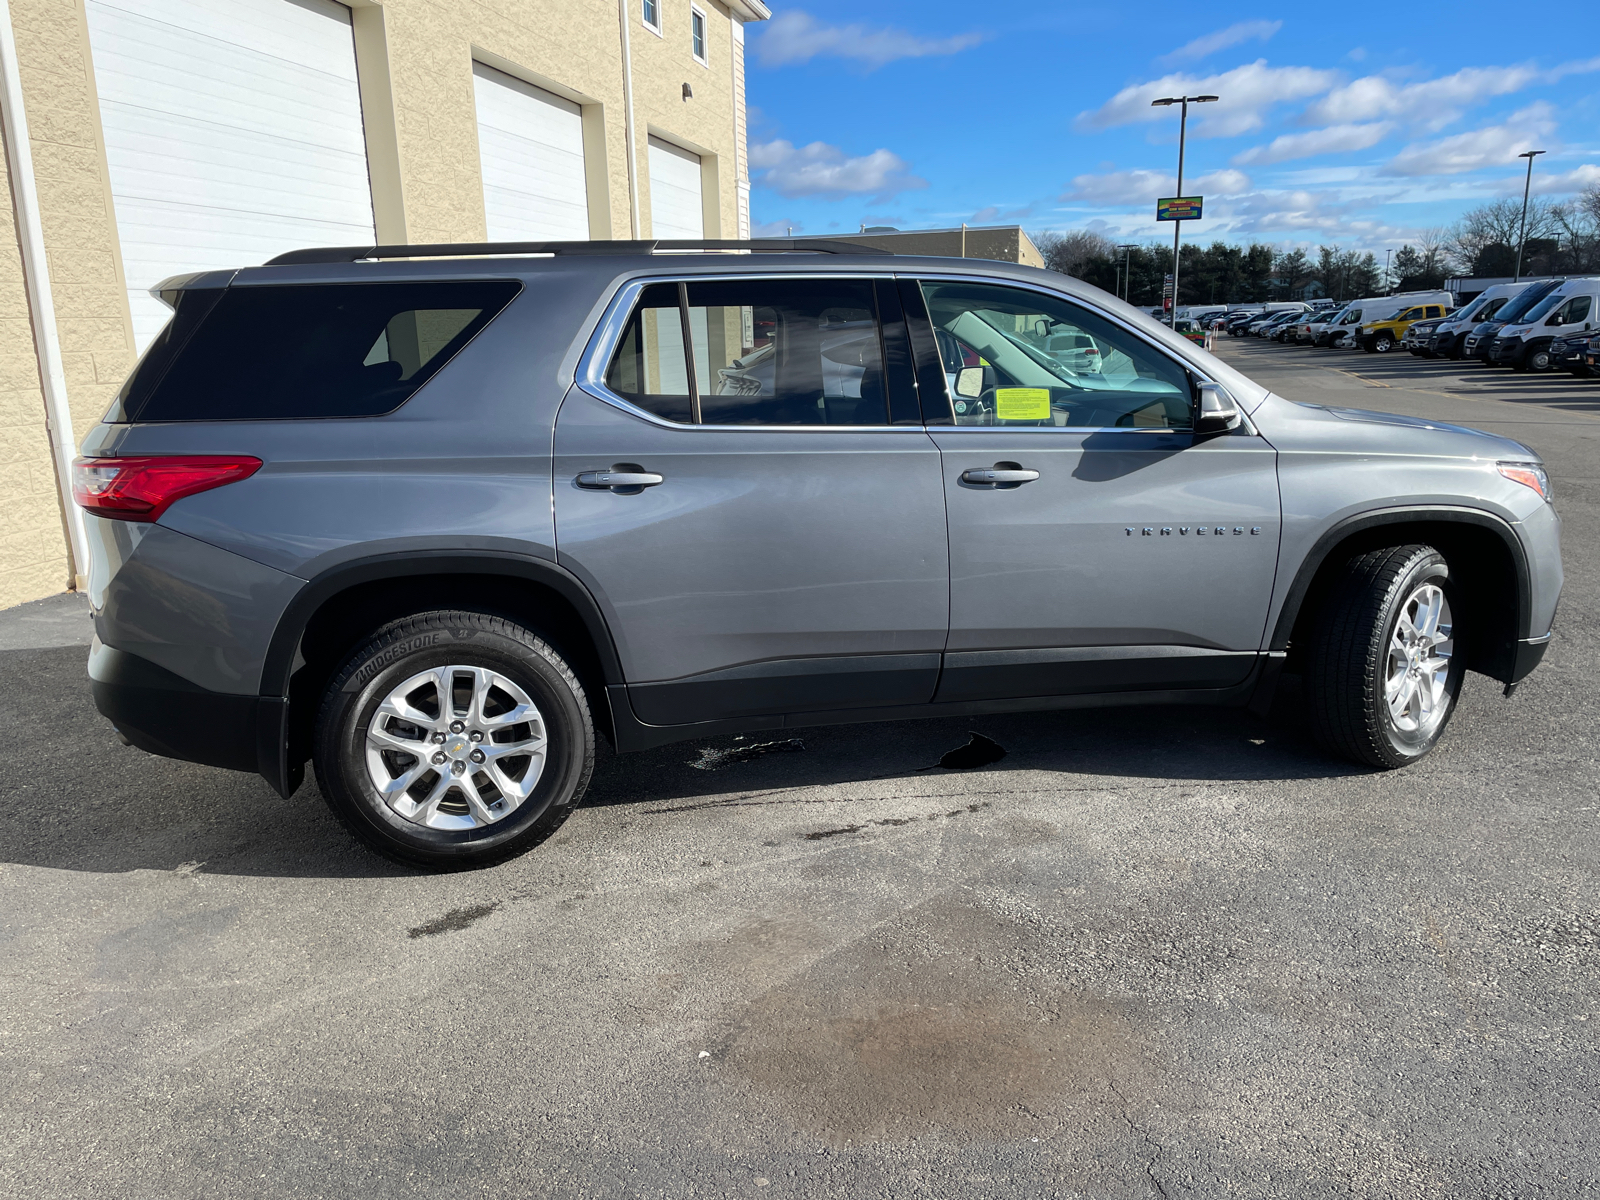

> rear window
[109,281,521,422]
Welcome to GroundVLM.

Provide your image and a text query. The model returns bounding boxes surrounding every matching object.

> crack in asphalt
[1109,1080,1168,1199]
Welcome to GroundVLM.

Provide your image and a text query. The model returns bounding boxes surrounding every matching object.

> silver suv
[75,240,1562,868]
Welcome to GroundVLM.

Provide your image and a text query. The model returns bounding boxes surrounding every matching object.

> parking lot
[3,336,1598,1198]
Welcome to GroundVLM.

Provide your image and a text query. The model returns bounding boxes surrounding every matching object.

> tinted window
[114,281,520,422]
[605,278,890,426]
[686,279,886,426]
[917,280,1192,429]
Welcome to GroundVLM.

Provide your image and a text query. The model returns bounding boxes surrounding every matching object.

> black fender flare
[255,551,624,797]
[1267,505,1532,654]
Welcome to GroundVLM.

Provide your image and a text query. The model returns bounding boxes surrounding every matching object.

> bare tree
[1446,198,1559,275]
[1035,229,1116,278]
[1551,185,1600,273]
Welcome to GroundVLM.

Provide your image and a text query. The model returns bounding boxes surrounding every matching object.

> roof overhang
[726,0,771,20]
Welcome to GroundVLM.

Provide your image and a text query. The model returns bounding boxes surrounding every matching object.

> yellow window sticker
[994,387,1050,420]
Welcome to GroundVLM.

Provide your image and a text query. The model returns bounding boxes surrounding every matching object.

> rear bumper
[89,639,299,796]
[1510,634,1551,684]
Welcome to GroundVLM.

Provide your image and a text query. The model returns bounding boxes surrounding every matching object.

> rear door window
[604,278,891,426]
[112,281,521,422]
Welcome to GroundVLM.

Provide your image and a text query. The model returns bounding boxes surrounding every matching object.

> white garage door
[648,136,704,240]
[86,0,376,351]
[474,64,590,243]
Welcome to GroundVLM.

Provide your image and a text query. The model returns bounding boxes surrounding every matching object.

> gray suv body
[76,241,1562,867]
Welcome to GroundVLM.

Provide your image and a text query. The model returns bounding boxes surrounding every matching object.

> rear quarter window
[110,281,522,422]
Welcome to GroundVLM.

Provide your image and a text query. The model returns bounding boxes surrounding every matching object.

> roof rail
[264,238,892,266]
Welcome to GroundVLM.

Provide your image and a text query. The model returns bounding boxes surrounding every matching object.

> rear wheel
[313,610,595,868]
[1305,545,1465,769]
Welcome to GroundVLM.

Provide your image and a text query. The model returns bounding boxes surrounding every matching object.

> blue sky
[744,4,1600,251]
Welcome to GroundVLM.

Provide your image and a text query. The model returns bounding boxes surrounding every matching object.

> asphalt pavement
[2,338,1597,1198]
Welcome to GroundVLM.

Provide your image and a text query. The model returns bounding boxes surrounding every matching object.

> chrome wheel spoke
[363,662,548,830]
[367,724,427,755]
[376,759,429,800]
[1383,581,1455,739]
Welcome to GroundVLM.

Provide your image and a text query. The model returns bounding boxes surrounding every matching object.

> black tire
[1527,347,1551,372]
[1305,545,1466,770]
[1373,334,1394,353]
[313,610,595,869]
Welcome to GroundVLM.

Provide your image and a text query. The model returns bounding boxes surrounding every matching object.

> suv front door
[903,277,1281,703]
[555,275,947,728]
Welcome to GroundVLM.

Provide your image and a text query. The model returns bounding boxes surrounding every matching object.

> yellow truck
[1357,292,1453,353]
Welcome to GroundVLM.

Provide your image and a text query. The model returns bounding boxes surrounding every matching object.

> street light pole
[1384,248,1393,294]
[1151,94,1217,328]
[1513,149,1546,283]
[1117,243,1138,303]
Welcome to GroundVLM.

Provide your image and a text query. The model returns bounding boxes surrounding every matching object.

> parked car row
[1222,278,1600,378]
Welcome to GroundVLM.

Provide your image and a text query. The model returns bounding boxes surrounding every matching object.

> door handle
[961,468,1039,484]
[576,470,664,490]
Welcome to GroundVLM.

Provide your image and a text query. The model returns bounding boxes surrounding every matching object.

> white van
[1429,282,1533,359]
[1318,297,1383,348]
[1490,277,1600,371]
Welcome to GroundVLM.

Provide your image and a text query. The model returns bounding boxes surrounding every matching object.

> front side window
[690,8,707,61]
[604,278,889,426]
[1551,295,1592,325]
[917,280,1192,429]
[642,0,660,31]
[111,281,521,422]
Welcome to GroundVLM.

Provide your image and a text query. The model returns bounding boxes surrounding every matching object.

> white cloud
[748,139,927,201]
[1157,20,1281,66]
[1063,168,1252,205]
[751,219,804,237]
[754,11,982,69]
[1526,164,1600,196]
[1306,58,1600,131]
[1382,104,1557,176]
[1233,122,1394,165]
[1075,61,1342,139]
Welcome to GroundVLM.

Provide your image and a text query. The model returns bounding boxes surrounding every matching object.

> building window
[690,7,707,63]
[642,0,660,34]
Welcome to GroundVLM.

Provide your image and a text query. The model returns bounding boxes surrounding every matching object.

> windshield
[1519,292,1564,323]
[1451,295,1489,323]
[1495,282,1559,325]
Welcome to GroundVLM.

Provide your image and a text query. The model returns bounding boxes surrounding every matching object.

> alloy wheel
[363,664,548,829]
[1384,583,1454,739]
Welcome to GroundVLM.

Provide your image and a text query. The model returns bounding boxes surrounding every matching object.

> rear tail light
[72,455,262,521]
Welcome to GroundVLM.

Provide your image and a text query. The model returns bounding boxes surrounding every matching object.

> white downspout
[616,0,640,238]
[0,0,87,587]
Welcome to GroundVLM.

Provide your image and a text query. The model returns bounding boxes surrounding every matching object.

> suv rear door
[554,274,947,727]
[903,276,1280,703]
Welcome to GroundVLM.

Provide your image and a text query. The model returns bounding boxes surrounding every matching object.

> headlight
[1498,461,1552,503]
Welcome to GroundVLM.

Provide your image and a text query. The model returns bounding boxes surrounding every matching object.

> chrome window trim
[573,270,1224,436]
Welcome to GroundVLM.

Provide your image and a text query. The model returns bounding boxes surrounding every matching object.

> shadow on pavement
[2,642,1364,878]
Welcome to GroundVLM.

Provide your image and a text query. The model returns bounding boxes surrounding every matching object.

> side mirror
[1195,382,1241,434]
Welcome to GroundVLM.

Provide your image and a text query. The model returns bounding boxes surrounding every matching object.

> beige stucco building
[0,0,767,610]
[821,225,1044,267]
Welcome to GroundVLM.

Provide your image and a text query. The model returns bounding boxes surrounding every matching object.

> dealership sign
[1156,196,1203,222]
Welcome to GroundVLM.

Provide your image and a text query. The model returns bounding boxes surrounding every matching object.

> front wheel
[313,610,595,868]
[1305,545,1465,769]
[1526,347,1552,372]
[1373,334,1395,353]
